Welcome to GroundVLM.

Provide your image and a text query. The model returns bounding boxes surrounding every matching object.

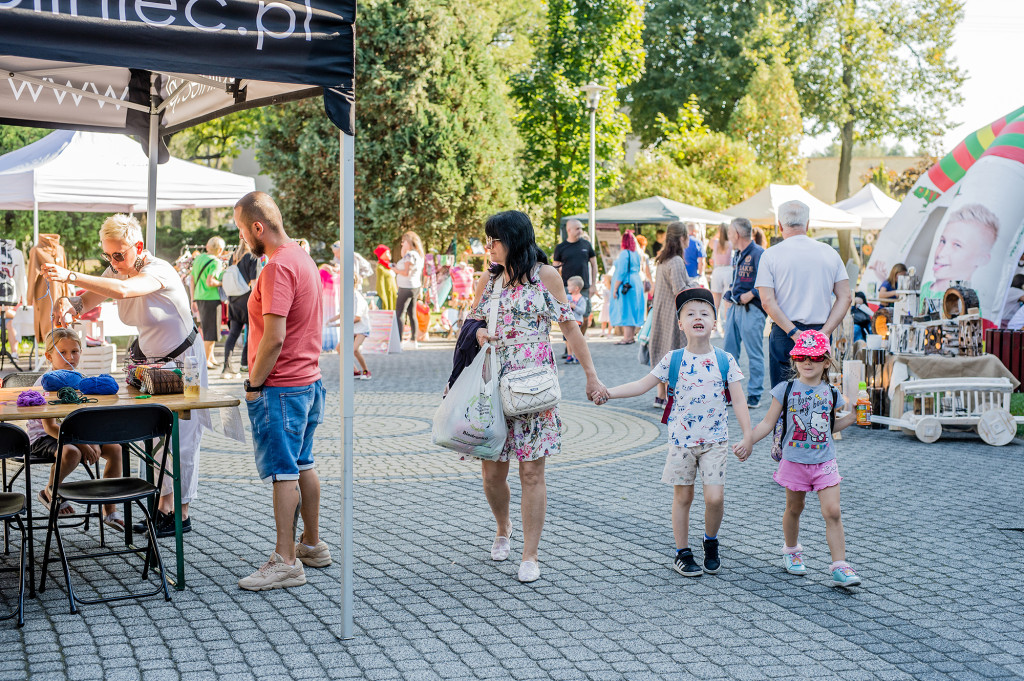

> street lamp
[580,81,607,246]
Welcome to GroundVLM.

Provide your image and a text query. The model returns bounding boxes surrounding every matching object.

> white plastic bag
[432,343,507,460]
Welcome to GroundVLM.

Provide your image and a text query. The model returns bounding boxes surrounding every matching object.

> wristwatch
[243,379,264,393]
[67,272,78,283]
[787,327,799,338]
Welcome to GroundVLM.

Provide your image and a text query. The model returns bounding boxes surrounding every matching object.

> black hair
[1013,274,1024,289]
[485,210,543,285]
[854,290,868,304]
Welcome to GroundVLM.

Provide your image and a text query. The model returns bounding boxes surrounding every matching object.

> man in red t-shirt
[233,191,330,591]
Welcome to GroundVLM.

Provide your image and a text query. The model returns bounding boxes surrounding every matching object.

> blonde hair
[44,328,81,356]
[402,231,425,256]
[232,239,251,265]
[99,214,143,246]
[949,203,999,246]
[206,236,226,254]
[788,354,834,384]
[567,276,584,290]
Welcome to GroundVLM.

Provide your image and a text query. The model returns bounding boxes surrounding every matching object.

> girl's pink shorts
[773,458,841,492]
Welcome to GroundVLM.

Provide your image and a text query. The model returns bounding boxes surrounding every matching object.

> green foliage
[470,0,545,75]
[510,0,645,231]
[890,156,937,199]
[611,99,769,210]
[858,161,898,196]
[257,0,521,256]
[727,5,805,185]
[791,0,966,198]
[628,0,794,143]
[170,109,263,169]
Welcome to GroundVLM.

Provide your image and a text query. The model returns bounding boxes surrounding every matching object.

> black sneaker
[133,510,192,538]
[703,538,721,574]
[673,548,703,577]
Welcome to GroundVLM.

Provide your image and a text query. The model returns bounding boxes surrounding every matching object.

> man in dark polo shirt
[553,219,598,334]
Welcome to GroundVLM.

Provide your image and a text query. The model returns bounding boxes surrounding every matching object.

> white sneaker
[238,552,306,591]
[517,560,540,583]
[491,535,511,561]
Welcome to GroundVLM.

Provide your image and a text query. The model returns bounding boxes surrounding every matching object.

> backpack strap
[778,380,794,442]
[829,385,838,432]
[661,349,686,425]
[713,346,731,405]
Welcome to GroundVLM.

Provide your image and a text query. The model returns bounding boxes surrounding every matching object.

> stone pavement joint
[0,336,1022,679]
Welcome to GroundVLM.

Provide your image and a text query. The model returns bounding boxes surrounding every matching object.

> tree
[727,4,805,184]
[792,0,965,203]
[628,0,794,143]
[610,99,769,210]
[470,0,545,75]
[257,0,521,256]
[510,0,644,237]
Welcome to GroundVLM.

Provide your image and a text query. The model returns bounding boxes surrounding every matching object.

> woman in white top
[393,230,425,347]
[43,214,208,538]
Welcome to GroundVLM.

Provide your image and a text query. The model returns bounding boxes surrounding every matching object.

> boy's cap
[790,330,831,357]
[675,288,717,317]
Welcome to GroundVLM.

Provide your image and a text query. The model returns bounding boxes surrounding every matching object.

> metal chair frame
[0,424,32,627]
[39,405,174,612]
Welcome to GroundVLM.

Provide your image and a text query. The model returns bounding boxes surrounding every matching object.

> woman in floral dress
[470,210,608,583]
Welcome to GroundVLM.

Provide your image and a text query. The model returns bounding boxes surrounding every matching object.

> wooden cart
[869,377,1022,446]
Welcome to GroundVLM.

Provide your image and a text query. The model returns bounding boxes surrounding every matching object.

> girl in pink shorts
[738,330,862,588]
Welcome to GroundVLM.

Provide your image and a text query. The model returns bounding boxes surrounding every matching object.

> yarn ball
[16,390,47,407]
[79,374,119,395]
[41,370,84,392]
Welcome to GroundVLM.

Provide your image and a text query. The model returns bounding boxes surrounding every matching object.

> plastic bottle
[855,381,871,426]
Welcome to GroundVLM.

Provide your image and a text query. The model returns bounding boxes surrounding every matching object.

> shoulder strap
[713,347,729,386]
[778,380,794,441]
[667,349,685,396]
[487,274,503,337]
[829,385,838,432]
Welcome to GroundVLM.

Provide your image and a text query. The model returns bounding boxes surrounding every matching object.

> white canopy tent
[832,183,902,231]
[560,195,733,226]
[725,183,863,229]
[0,130,256,241]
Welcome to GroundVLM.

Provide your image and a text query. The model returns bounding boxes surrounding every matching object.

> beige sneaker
[238,552,306,591]
[296,535,332,567]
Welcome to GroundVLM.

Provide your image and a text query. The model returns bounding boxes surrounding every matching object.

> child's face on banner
[931,219,994,287]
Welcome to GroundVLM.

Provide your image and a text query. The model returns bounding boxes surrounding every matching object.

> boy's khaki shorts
[661,442,728,486]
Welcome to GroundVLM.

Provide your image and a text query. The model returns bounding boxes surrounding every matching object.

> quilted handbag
[488,275,561,417]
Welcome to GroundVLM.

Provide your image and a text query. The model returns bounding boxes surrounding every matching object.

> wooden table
[0,386,240,590]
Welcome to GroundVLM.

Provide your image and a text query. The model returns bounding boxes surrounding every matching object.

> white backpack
[220,264,249,297]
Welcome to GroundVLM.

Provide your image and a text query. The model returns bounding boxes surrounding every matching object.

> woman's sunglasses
[791,355,828,363]
[100,248,131,263]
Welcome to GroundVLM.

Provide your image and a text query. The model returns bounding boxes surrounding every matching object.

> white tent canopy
[725,184,862,230]
[0,130,255,228]
[832,183,902,230]
[562,195,733,226]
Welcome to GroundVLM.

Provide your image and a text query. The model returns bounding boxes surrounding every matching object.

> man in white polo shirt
[755,200,852,388]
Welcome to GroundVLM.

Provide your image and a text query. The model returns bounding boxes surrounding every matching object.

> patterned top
[651,349,743,447]
[470,265,575,462]
[769,380,847,464]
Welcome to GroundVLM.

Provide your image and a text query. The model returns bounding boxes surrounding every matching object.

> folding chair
[0,425,31,627]
[39,405,174,612]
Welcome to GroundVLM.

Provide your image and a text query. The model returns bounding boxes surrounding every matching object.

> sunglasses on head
[791,354,828,363]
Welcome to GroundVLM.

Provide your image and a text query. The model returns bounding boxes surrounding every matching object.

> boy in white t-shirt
[596,289,753,577]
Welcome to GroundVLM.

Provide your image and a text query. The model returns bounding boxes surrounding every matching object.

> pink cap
[790,330,831,357]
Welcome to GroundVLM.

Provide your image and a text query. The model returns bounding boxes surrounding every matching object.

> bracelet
[787,327,799,338]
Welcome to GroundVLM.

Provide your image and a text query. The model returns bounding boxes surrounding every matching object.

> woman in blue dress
[610,230,645,344]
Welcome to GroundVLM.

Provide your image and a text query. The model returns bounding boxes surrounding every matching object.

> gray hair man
[755,200,852,388]
[722,217,766,406]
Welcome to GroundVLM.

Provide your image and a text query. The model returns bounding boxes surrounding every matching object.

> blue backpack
[661,347,731,425]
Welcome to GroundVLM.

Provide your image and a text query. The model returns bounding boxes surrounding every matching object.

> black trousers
[224,295,249,369]
[396,287,418,341]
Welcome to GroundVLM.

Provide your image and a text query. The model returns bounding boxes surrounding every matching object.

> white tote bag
[432,343,507,460]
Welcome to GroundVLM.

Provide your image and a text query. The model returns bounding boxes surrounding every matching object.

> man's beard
[249,236,266,257]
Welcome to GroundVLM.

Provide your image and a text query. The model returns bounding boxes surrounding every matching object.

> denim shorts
[245,380,326,483]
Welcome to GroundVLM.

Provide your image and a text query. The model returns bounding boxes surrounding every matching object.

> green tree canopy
[727,4,805,185]
[611,99,769,210]
[256,0,521,255]
[792,0,965,201]
[510,0,645,236]
[627,0,793,144]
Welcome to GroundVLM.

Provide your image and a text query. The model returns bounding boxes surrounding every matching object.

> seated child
[26,329,124,529]
[596,289,753,576]
[565,276,587,364]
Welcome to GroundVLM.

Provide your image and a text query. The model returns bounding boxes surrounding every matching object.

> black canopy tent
[0,1,358,637]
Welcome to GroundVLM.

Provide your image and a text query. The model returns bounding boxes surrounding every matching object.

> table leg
[172,413,184,590]
[24,457,34,598]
